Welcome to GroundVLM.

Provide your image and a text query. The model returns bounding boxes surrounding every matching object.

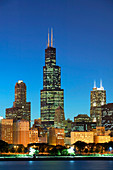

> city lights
[29,147,35,156]
[0,29,113,160]
[68,147,75,155]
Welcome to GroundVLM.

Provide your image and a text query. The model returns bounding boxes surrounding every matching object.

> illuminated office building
[0,119,13,144]
[49,127,65,146]
[94,135,110,143]
[90,80,106,126]
[6,80,31,127]
[29,128,39,144]
[101,103,113,130]
[13,120,29,147]
[71,131,94,144]
[54,106,65,128]
[93,127,111,143]
[40,29,64,126]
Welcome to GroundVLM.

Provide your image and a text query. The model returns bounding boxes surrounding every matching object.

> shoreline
[0,156,113,161]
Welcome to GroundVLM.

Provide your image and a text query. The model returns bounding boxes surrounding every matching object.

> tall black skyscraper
[40,29,64,126]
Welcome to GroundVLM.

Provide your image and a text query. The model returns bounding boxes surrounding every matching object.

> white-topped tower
[90,80,106,126]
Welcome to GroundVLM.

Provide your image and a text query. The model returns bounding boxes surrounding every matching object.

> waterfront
[0,161,113,170]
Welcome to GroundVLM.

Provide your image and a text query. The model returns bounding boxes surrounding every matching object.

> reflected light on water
[29,161,33,164]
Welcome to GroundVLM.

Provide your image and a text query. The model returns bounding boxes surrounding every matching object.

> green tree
[61,149,68,156]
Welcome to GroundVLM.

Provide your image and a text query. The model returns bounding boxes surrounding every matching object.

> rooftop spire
[48,29,50,47]
[100,79,102,88]
[51,28,53,47]
[94,80,96,88]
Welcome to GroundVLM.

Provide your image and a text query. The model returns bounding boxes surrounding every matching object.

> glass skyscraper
[40,30,64,126]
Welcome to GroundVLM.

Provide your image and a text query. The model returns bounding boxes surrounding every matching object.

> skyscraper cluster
[0,30,113,148]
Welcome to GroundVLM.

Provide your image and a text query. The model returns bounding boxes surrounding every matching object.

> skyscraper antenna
[94,80,96,88]
[48,29,50,47]
[100,79,102,88]
[51,28,53,47]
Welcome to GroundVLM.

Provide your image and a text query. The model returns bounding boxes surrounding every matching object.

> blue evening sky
[0,0,113,122]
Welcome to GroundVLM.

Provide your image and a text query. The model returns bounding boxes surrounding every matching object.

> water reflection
[0,161,113,170]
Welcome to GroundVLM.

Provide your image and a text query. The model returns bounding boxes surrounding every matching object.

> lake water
[0,161,113,170]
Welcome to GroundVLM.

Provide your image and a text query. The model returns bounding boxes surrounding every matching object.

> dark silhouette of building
[90,80,106,126]
[40,29,64,126]
[6,80,31,127]
[102,103,113,131]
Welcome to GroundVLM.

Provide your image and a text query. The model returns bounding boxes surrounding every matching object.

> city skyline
[0,0,113,121]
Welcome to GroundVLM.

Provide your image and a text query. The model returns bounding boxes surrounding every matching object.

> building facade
[74,114,91,122]
[29,128,39,144]
[92,127,106,136]
[54,106,65,128]
[13,120,29,147]
[101,103,113,131]
[92,127,111,143]
[63,118,72,137]
[72,114,96,131]
[6,80,31,127]
[94,135,110,143]
[90,81,106,126]
[0,119,13,144]
[49,127,65,146]
[41,30,64,126]
[71,131,94,144]
[32,119,41,129]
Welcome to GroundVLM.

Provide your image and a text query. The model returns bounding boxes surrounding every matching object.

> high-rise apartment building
[40,29,64,126]
[6,80,31,127]
[90,80,106,126]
